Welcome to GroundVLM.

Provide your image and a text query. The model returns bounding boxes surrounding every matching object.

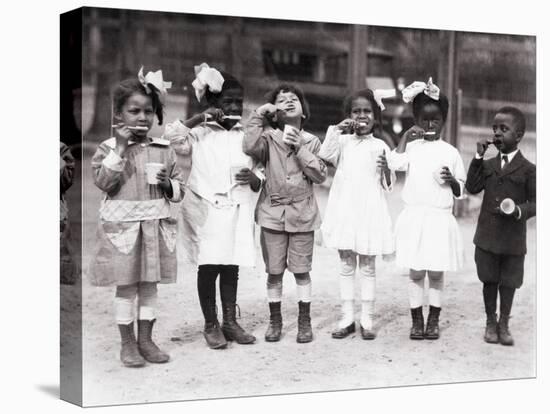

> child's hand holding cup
[282,125,303,150]
[498,198,518,217]
[433,165,451,185]
[145,162,165,185]
[370,149,386,170]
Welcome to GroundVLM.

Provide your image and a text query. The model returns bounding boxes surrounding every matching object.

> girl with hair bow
[89,68,185,367]
[164,63,261,350]
[318,88,396,340]
[387,77,466,341]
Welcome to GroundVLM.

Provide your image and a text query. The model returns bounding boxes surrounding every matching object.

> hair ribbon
[138,67,172,104]
[191,63,225,102]
[373,88,396,111]
[401,77,440,103]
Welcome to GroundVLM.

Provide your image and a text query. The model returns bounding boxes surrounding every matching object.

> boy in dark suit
[465,106,536,346]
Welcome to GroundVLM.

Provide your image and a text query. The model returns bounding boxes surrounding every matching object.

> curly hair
[264,83,310,128]
[113,78,165,125]
[204,71,244,108]
[412,92,449,123]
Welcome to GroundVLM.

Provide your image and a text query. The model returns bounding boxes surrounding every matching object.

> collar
[204,120,243,131]
[104,137,170,149]
[500,148,519,162]
[352,133,374,140]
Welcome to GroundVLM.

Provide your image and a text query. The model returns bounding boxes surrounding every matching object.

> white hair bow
[401,77,440,103]
[191,63,225,102]
[373,88,396,111]
[138,67,172,104]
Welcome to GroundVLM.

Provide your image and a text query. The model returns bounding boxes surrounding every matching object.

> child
[243,84,327,343]
[163,63,260,350]
[388,78,466,340]
[60,141,77,285]
[90,68,184,367]
[465,106,535,346]
[319,89,395,340]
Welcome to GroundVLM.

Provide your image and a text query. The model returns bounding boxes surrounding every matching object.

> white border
[2,0,547,413]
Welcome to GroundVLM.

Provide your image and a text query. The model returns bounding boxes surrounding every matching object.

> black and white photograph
[3,0,548,413]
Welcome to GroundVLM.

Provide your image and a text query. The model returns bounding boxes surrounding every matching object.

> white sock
[338,300,355,329]
[408,278,425,309]
[360,300,375,330]
[115,296,135,325]
[296,282,312,303]
[428,272,444,307]
[115,284,138,324]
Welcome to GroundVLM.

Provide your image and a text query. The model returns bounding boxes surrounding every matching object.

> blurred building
[73,7,535,143]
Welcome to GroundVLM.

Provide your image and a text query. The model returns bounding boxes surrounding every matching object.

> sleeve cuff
[163,119,191,143]
[453,180,466,199]
[167,178,182,202]
[103,150,125,172]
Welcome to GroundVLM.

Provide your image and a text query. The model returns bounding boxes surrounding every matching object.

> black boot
[203,305,228,349]
[137,319,170,363]
[222,303,256,344]
[265,302,283,342]
[484,313,499,344]
[118,323,146,368]
[424,306,441,340]
[409,306,424,340]
[498,315,514,346]
[297,301,313,343]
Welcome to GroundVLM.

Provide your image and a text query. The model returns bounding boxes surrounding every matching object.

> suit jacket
[465,150,536,255]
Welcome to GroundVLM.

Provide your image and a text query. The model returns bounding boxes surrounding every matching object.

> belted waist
[268,191,312,206]
[99,198,171,221]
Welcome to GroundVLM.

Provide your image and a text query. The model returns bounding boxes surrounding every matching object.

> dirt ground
[61,133,537,407]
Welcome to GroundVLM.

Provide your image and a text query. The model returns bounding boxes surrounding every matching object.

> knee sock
[338,263,355,328]
[138,282,158,321]
[499,285,516,317]
[267,273,283,303]
[219,265,239,305]
[427,271,444,308]
[408,270,426,309]
[483,283,498,316]
[197,265,219,321]
[294,272,312,303]
[115,284,138,325]
[359,256,376,330]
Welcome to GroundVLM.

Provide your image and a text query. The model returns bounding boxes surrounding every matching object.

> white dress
[164,120,260,267]
[319,127,395,256]
[388,138,466,271]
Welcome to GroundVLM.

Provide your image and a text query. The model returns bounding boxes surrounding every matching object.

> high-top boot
[222,303,256,344]
[498,315,514,346]
[202,305,228,349]
[424,305,441,340]
[265,302,283,342]
[297,301,313,343]
[118,323,146,367]
[484,313,499,344]
[409,306,424,340]
[137,319,169,363]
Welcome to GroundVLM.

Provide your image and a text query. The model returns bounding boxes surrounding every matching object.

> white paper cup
[145,162,164,184]
[500,198,516,215]
[282,125,299,146]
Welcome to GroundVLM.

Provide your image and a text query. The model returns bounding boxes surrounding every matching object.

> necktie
[502,154,509,169]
